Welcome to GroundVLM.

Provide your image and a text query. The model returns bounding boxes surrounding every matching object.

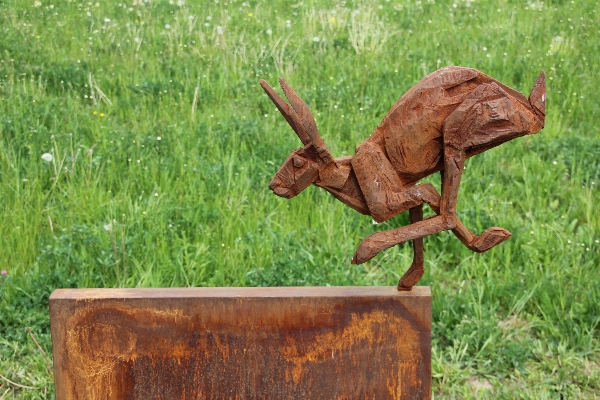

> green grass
[0,0,598,397]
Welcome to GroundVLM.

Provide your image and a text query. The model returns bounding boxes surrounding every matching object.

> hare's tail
[528,71,546,128]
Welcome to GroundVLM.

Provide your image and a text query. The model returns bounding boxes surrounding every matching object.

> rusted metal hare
[262,66,546,290]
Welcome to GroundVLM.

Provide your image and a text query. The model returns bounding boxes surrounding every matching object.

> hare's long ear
[279,78,335,165]
[528,71,546,126]
[260,79,311,145]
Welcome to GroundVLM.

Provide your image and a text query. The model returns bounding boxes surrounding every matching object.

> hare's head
[269,147,319,198]
[261,77,334,199]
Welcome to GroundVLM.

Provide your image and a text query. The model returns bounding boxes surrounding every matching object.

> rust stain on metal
[280,309,421,390]
[50,286,431,399]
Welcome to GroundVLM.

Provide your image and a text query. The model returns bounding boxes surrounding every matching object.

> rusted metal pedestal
[50,286,431,399]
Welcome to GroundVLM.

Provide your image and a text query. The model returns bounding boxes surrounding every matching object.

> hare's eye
[293,156,306,168]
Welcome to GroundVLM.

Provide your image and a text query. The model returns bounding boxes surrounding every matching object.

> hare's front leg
[351,140,438,222]
[397,205,426,291]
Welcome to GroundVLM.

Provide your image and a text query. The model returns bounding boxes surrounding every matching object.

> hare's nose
[269,177,281,191]
[269,177,292,197]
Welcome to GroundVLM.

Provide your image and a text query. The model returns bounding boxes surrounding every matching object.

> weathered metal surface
[50,286,431,399]
[263,66,546,290]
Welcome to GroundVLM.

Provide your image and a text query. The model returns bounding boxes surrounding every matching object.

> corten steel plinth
[50,286,431,399]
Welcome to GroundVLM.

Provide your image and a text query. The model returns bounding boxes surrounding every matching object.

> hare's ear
[278,78,321,148]
[260,79,311,145]
[528,71,546,125]
[279,78,334,165]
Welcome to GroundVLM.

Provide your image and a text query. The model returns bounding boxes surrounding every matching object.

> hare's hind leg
[351,209,451,265]
[439,82,533,251]
[350,182,448,266]
[426,172,511,253]
[442,172,511,253]
[358,81,525,269]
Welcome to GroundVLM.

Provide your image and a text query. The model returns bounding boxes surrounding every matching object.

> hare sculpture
[262,66,546,290]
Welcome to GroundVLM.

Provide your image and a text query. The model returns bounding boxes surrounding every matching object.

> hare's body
[262,66,546,290]
[364,67,538,184]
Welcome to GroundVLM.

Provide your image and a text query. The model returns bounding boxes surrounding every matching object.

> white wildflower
[216,26,223,35]
[41,153,53,162]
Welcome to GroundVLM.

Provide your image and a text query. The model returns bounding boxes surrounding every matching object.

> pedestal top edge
[50,286,430,300]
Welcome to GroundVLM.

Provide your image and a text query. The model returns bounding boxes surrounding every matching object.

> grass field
[0,0,598,398]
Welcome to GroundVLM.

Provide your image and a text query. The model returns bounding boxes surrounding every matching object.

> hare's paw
[470,227,511,252]
[351,232,392,264]
[397,263,424,291]
[351,242,379,265]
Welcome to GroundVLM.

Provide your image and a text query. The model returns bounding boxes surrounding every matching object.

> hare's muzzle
[269,177,292,198]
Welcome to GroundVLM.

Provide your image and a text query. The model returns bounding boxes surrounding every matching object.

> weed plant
[0,0,598,398]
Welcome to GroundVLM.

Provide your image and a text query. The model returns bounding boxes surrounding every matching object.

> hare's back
[376,67,483,183]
